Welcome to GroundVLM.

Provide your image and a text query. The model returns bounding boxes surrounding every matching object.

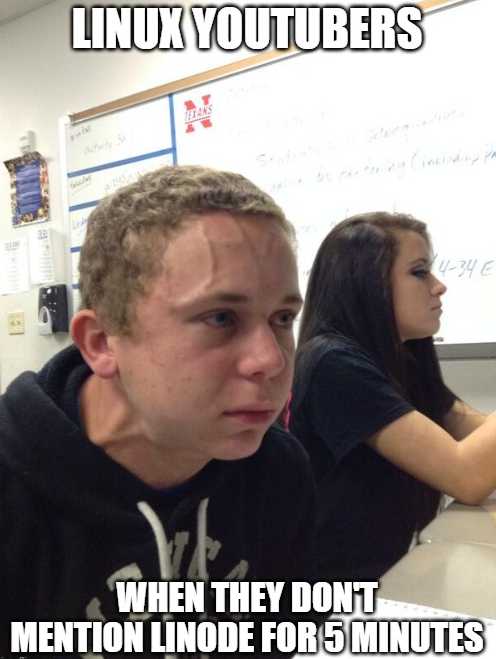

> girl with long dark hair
[290,212,496,580]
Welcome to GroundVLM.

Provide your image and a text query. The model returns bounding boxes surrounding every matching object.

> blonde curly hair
[79,164,292,335]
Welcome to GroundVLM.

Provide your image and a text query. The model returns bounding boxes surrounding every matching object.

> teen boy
[1,165,315,655]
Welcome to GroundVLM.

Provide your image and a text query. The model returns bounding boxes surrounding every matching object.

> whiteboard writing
[83,133,126,157]
[434,256,495,280]
[63,0,496,351]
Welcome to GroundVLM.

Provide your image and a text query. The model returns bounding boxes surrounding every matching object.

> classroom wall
[0,0,494,412]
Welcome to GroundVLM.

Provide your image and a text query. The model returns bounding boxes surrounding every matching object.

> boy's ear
[71,309,118,379]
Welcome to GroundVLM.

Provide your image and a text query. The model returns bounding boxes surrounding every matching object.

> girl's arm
[368,409,496,505]
[443,399,488,440]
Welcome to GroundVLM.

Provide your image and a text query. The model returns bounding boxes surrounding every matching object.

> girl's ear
[71,309,118,379]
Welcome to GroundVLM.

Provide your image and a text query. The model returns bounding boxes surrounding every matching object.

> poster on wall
[3,151,49,227]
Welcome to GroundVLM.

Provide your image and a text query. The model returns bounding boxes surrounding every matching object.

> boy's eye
[203,311,235,328]
[272,310,297,328]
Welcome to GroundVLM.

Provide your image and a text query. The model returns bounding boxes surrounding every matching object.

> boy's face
[108,211,301,467]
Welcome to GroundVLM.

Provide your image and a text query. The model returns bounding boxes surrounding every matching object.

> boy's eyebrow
[213,292,303,305]
[176,291,304,308]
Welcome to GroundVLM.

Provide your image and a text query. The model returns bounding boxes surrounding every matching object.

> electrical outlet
[8,311,25,335]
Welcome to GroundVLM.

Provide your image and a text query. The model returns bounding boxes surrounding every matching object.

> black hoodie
[0,346,316,656]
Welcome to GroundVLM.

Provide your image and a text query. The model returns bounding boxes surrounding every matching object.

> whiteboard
[62,0,496,358]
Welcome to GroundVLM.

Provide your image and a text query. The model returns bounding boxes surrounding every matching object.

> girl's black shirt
[290,336,443,581]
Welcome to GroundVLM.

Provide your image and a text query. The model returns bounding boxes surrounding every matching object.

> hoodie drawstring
[137,498,210,658]
[196,498,209,583]
[137,500,173,584]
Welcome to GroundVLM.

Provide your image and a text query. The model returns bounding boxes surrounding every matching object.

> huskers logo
[184,95,213,133]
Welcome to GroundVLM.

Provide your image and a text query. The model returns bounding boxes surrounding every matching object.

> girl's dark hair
[295,212,456,525]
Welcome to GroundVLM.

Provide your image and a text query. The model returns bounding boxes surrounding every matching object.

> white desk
[379,541,496,619]
[419,501,496,547]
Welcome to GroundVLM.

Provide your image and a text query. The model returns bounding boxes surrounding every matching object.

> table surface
[419,500,496,546]
[379,541,496,619]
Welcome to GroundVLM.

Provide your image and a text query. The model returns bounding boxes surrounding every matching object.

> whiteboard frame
[69,0,475,124]
[58,114,76,320]
[62,0,491,360]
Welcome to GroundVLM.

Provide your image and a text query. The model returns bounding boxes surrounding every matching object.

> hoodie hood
[0,344,234,535]
[1,344,316,653]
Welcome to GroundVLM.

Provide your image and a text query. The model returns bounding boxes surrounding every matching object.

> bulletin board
[61,0,495,359]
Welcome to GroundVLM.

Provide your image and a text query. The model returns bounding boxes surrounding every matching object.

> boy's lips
[223,408,276,424]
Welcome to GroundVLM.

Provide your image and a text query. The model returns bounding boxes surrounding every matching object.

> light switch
[8,311,25,335]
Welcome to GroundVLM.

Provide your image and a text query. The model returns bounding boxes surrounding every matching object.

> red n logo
[184,95,213,133]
